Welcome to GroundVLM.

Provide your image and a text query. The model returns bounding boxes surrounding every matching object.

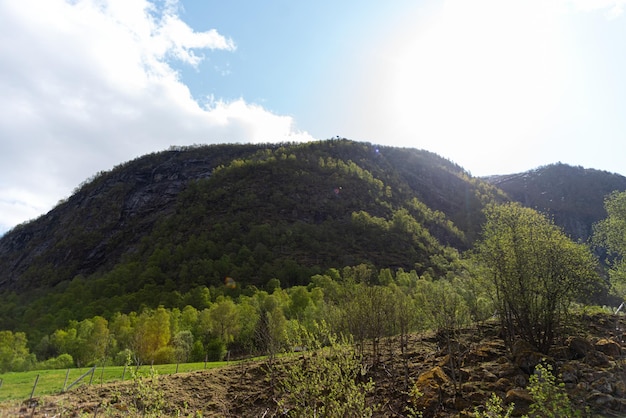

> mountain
[0,139,505,332]
[2,140,624,335]
[484,163,626,242]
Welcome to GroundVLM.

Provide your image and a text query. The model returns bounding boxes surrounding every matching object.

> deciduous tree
[0,330,34,372]
[474,203,600,353]
[594,190,626,298]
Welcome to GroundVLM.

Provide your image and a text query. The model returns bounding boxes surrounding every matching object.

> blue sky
[1,0,626,233]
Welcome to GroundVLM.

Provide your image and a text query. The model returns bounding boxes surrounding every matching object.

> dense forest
[0,139,625,381]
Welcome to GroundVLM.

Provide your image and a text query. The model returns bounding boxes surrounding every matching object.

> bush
[276,322,375,417]
[526,363,583,418]
[206,338,227,362]
[113,349,134,366]
[474,393,514,418]
[38,353,74,370]
[153,346,177,364]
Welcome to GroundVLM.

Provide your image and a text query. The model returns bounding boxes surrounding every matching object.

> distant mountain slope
[0,140,507,329]
[484,163,626,242]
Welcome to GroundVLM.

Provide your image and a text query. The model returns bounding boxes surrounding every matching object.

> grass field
[0,361,230,402]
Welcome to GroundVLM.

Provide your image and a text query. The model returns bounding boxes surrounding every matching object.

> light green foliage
[455,260,495,324]
[171,330,194,362]
[525,363,583,418]
[475,393,514,418]
[49,318,110,367]
[474,203,600,352]
[405,385,424,418]
[0,330,35,372]
[417,278,470,333]
[476,364,582,418]
[208,297,240,345]
[131,306,171,364]
[115,364,167,417]
[277,322,375,417]
[38,353,74,370]
[594,190,626,298]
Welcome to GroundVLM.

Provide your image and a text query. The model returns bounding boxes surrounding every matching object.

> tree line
[3,192,626,374]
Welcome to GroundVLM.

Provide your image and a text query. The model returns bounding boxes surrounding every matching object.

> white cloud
[0,0,312,233]
[566,0,626,18]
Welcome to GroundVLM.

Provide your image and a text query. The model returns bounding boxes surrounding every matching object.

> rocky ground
[3,312,626,417]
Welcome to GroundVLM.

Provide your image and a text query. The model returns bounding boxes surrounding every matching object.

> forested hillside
[485,163,626,242]
[0,139,504,336]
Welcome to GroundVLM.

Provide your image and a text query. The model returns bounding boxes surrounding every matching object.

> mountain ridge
[1,140,625,334]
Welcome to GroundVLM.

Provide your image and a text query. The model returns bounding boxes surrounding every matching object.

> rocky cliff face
[0,146,248,289]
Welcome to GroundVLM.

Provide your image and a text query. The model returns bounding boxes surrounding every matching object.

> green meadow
[0,361,229,402]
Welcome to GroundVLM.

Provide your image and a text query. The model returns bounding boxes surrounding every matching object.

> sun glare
[383,1,569,174]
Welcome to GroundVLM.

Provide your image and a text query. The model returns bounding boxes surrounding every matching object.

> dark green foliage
[205,338,227,362]
[486,163,626,242]
[0,140,500,336]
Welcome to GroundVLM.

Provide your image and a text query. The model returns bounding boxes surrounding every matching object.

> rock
[511,340,535,357]
[410,366,452,415]
[496,361,520,378]
[591,376,613,394]
[465,340,507,363]
[416,365,451,388]
[586,391,617,409]
[505,388,533,416]
[514,349,544,375]
[567,336,593,360]
[494,378,512,392]
[560,363,579,384]
[614,380,626,397]
[584,350,610,367]
[595,338,621,358]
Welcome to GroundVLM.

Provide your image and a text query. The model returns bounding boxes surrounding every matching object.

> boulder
[567,336,593,360]
[586,391,617,409]
[505,388,533,416]
[464,340,507,363]
[584,350,610,367]
[591,376,613,394]
[410,366,452,415]
[560,363,579,385]
[595,338,621,358]
[513,349,544,375]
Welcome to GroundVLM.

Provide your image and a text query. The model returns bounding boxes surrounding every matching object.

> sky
[1,0,626,234]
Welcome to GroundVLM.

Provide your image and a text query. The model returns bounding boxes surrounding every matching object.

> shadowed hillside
[484,163,626,242]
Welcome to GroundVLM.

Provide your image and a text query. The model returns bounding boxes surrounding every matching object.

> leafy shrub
[38,353,74,370]
[526,363,583,418]
[474,393,514,418]
[205,338,226,362]
[276,322,375,417]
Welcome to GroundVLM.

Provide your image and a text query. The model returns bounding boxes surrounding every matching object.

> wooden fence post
[62,369,70,392]
[30,374,40,400]
[65,365,97,392]
[100,363,106,385]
